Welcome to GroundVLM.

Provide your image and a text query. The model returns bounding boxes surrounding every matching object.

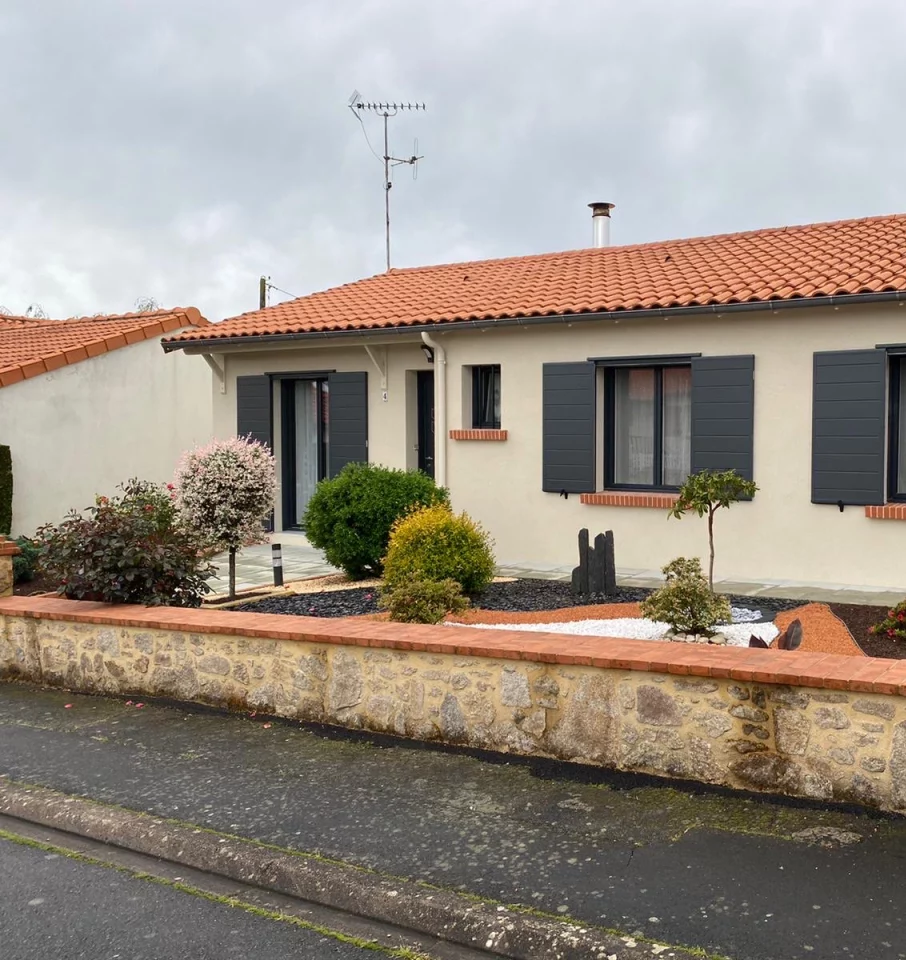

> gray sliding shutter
[542,362,596,493]
[328,371,368,477]
[812,349,886,505]
[236,375,272,448]
[690,355,755,480]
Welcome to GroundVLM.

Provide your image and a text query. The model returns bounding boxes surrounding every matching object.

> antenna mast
[348,91,425,271]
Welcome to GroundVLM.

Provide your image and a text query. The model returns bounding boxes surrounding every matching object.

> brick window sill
[580,492,679,509]
[865,503,906,520]
[449,429,508,441]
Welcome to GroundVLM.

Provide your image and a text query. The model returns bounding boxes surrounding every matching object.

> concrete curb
[0,777,703,960]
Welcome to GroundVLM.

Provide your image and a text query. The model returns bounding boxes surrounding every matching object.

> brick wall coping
[1,596,903,696]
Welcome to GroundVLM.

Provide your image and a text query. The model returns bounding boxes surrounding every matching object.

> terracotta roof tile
[165,212,906,344]
[0,307,207,389]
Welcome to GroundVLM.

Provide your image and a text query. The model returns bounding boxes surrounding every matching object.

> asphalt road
[2,682,906,960]
[0,835,388,960]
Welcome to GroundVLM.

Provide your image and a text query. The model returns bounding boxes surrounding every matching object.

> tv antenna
[348,90,425,271]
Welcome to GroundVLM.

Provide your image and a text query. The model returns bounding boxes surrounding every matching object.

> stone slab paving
[1,683,905,960]
[209,536,905,607]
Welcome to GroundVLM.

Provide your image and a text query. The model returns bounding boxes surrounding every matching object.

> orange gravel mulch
[774,603,865,658]
[447,602,642,625]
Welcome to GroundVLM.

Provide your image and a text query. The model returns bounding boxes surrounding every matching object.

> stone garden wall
[2,597,906,812]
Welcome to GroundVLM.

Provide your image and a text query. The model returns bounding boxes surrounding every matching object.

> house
[164,209,906,591]
[0,307,212,535]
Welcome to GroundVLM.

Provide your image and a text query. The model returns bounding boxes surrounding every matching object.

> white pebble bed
[447,617,779,648]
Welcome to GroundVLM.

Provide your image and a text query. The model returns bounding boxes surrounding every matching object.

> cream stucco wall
[0,332,212,535]
[207,302,906,589]
[210,340,433,532]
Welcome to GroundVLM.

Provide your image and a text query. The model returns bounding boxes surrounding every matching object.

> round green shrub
[640,557,731,635]
[379,577,469,624]
[302,463,449,579]
[382,504,495,595]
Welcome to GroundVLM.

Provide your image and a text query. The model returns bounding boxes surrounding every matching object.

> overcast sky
[1,0,905,321]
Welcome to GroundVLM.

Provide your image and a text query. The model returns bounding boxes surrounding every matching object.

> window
[472,365,501,429]
[607,365,691,489]
[891,356,906,499]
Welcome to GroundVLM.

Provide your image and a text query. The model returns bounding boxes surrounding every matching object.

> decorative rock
[500,668,531,708]
[636,685,683,727]
[328,653,364,712]
[548,674,616,762]
[889,722,906,808]
[695,711,733,738]
[853,699,896,721]
[768,687,810,709]
[861,756,887,774]
[674,680,719,695]
[438,693,467,740]
[729,705,769,722]
[743,723,770,740]
[814,707,850,730]
[197,654,231,677]
[774,708,811,756]
[828,747,855,766]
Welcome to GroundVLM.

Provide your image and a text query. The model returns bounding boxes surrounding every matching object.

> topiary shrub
[36,479,214,606]
[12,536,40,584]
[640,557,732,635]
[869,600,906,643]
[380,577,469,624]
[175,437,277,599]
[0,445,11,536]
[303,463,449,580]
[383,504,496,595]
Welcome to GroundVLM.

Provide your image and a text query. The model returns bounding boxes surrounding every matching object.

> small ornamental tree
[669,469,758,591]
[175,437,277,599]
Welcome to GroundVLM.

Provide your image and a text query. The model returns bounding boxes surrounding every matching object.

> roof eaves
[161,288,906,353]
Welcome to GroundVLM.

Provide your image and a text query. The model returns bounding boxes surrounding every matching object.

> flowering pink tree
[175,437,277,599]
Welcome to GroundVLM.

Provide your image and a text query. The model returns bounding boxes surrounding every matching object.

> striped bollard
[272,543,284,587]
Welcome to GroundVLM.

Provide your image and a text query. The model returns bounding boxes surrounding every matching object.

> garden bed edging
[1,596,906,813]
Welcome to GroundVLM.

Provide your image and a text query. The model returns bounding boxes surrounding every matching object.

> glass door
[282,378,329,528]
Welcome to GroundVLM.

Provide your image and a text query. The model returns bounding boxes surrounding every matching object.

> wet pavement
[0,833,386,960]
[0,681,904,960]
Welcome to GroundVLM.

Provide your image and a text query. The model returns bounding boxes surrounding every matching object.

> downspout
[420,331,447,486]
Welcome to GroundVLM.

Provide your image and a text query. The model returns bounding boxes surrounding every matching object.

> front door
[282,378,329,528]
[416,370,435,478]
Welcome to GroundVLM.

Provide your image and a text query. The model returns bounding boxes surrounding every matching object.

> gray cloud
[2,0,906,320]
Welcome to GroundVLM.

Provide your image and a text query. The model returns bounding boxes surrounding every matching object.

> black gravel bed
[236,586,381,618]
[234,578,807,622]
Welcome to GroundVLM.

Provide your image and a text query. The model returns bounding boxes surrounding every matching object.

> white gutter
[420,331,447,486]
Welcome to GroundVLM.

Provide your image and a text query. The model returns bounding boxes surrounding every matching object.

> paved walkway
[1,682,904,960]
[211,533,905,606]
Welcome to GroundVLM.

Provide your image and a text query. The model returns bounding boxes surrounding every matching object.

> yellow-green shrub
[383,505,495,595]
[380,577,469,624]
